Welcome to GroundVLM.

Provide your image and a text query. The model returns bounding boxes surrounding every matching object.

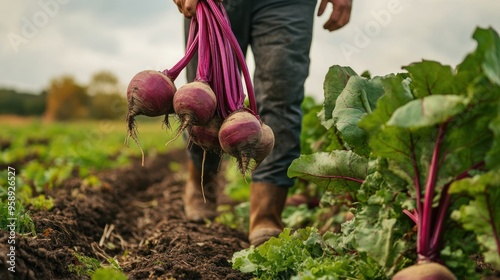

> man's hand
[317,0,352,32]
[173,0,199,18]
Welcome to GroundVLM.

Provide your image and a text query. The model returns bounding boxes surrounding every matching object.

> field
[0,117,253,279]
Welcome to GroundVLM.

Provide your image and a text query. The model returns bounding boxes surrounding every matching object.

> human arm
[317,0,352,32]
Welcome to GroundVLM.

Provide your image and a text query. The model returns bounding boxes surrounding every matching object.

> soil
[1,142,499,280]
[0,149,253,280]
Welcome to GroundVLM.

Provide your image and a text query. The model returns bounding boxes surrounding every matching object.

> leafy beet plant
[233,27,500,279]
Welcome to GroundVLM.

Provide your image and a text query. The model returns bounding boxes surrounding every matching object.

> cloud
[0,1,186,92]
[305,0,500,100]
[56,13,121,55]
[61,0,175,28]
[0,0,499,102]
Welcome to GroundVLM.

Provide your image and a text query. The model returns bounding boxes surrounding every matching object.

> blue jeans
[185,0,316,188]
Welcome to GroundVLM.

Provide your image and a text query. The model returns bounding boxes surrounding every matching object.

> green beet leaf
[322,65,358,122]
[358,74,413,132]
[360,56,497,190]
[450,171,500,270]
[402,60,458,98]
[354,214,409,276]
[458,27,500,86]
[232,227,386,279]
[486,110,500,169]
[359,75,428,188]
[287,150,368,192]
[331,75,385,157]
[387,95,469,129]
[482,28,500,85]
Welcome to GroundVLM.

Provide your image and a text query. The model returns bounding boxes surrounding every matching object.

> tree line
[0,71,128,121]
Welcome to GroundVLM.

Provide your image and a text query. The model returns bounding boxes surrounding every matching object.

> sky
[1,0,499,101]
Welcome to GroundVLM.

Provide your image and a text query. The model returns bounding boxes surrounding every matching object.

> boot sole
[248,228,283,247]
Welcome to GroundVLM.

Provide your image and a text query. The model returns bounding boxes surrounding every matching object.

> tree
[89,93,127,119]
[87,71,121,96]
[44,75,89,121]
[0,89,46,116]
[87,71,127,119]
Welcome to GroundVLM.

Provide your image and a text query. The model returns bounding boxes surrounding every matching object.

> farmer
[174,0,353,246]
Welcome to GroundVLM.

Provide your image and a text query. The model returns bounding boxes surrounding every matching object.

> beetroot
[188,116,223,202]
[125,70,176,165]
[189,116,222,152]
[173,81,217,127]
[126,70,176,118]
[165,81,217,146]
[253,123,275,167]
[392,262,456,280]
[218,110,262,174]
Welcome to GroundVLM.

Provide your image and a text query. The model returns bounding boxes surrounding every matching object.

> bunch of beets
[125,0,274,182]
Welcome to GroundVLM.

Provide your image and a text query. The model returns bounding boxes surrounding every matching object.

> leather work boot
[183,160,220,222]
[248,182,288,247]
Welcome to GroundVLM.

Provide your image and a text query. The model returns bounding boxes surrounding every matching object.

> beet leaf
[450,171,500,270]
[287,150,367,192]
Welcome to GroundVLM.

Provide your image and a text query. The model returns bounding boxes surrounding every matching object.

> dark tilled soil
[0,150,253,280]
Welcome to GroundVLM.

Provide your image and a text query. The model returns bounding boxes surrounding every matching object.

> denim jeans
[184,0,316,188]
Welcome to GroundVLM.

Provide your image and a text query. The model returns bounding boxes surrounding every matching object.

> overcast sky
[1,0,499,101]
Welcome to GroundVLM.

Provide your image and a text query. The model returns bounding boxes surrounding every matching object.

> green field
[0,116,184,232]
[1,116,183,167]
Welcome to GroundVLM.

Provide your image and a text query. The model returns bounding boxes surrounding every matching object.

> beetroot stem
[204,5,224,117]
[202,1,244,118]
[428,183,451,257]
[206,3,237,114]
[164,34,199,80]
[419,120,448,259]
[218,3,246,109]
[403,209,418,224]
[186,16,198,50]
[205,0,258,115]
[167,16,199,80]
[429,160,486,255]
[195,4,211,82]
